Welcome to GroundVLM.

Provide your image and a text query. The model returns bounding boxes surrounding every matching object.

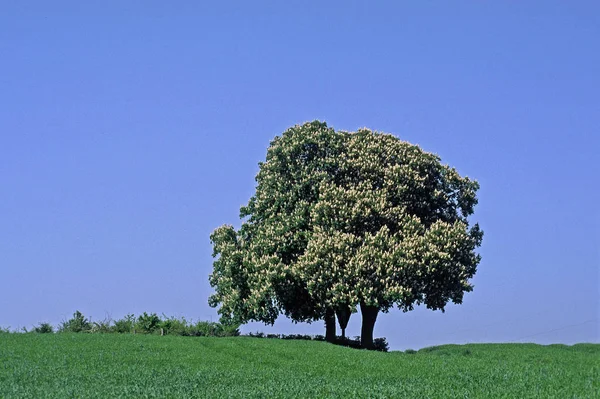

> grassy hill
[0,333,597,398]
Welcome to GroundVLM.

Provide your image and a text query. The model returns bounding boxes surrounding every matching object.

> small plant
[33,323,54,334]
[59,311,92,333]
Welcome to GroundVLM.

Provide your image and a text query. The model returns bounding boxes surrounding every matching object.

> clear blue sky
[1,1,598,350]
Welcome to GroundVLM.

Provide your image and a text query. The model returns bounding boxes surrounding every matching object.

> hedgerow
[3,310,388,350]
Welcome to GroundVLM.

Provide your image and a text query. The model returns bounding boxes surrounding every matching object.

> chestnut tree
[209,121,482,348]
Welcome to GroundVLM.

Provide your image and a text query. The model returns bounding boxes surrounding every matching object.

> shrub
[281,334,312,341]
[220,322,241,337]
[193,321,224,337]
[112,314,135,333]
[91,317,112,333]
[159,315,189,336]
[135,312,161,334]
[59,311,92,333]
[373,338,389,352]
[33,323,54,334]
[404,349,417,354]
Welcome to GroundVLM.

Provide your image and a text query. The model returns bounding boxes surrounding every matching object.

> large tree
[209,122,482,348]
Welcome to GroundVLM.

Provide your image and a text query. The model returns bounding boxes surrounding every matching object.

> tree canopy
[209,121,482,348]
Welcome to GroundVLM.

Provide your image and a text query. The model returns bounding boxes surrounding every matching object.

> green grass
[0,334,598,398]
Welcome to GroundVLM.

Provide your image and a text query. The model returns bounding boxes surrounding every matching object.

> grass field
[0,334,598,398]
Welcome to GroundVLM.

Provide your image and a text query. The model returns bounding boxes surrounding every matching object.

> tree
[209,122,482,348]
[209,122,346,341]
[297,129,483,348]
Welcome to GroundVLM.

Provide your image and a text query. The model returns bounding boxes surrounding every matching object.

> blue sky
[1,1,598,350]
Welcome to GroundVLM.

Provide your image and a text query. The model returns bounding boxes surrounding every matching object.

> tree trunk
[336,306,351,340]
[325,308,336,343]
[360,302,379,350]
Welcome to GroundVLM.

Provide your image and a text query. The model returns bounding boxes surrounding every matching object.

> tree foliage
[209,121,482,347]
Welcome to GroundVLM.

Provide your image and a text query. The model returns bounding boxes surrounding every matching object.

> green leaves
[209,121,482,325]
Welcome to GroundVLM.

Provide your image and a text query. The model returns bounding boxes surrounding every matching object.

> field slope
[0,334,598,398]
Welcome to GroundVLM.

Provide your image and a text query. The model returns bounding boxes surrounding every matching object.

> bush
[160,316,190,336]
[281,334,312,341]
[91,317,112,333]
[59,311,92,333]
[33,323,54,334]
[135,312,161,334]
[112,314,135,333]
[404,349,417,354]
[193,321,222,337]
[373,338,389,352]
[220,322,241,337]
